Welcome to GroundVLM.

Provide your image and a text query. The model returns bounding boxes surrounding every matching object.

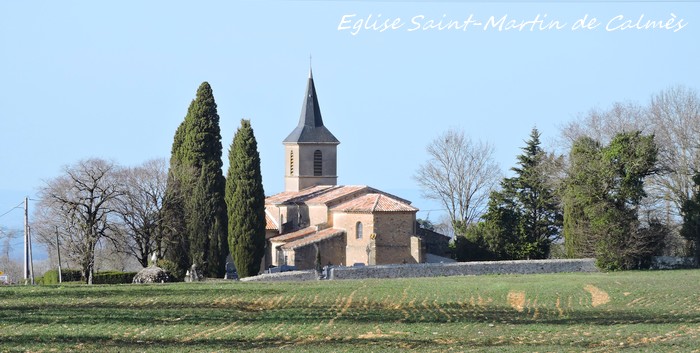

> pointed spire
[283,68,339,144]
[309,54,313,79]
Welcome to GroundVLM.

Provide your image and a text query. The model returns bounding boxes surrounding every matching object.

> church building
[263,69,423,270]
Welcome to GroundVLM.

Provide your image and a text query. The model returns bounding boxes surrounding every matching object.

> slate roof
[281,228,345,250]
[331,193,418,213]
[283,72,340,144]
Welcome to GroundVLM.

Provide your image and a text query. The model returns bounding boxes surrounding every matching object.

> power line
[0,201,24,219]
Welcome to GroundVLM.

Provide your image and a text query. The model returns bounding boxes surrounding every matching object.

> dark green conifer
[162,82,228,277]
[225,119,266,278]
[467,128,562,260]
[681,173,700,263]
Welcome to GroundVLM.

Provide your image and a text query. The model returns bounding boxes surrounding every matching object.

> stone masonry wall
[373,212,416,265]
[329,259,597,280]
[240,270,318,282]
[291,234,346,270]
[333,212,374,265]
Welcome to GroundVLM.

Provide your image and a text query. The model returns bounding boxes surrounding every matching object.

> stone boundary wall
[328,259,597,280]
[651,256,696,270]
[240,270,318,282]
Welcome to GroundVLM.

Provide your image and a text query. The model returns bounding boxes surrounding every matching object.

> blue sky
[1,1,698,259]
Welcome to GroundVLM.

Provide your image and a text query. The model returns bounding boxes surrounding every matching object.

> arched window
[289,150,294,175]
[313,150,322,176]
[356,222,363,240]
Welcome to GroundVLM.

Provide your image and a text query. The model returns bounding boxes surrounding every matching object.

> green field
[1,270,699,352]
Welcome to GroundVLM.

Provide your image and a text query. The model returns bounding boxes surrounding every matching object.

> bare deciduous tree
[36,159,122,284]
[558,86,700,222]
[414,128,501,227]
[558,101,648,150]
[646,85,700,213]
[112,159,169,268]
[556,86,700,257]
[0,227,22,283]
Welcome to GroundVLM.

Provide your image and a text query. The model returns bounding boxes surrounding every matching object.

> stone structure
[650,256,696,270]
[240,270,318,282]
[132,266,170,284]
[184,264,203,282]
[264,69,423,271]
[328,259,598,280]
[239,259,598,282]
[415,223,452,259]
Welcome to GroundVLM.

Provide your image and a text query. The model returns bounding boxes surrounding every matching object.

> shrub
[157,259,184,282]
[41,269,82,285]
[93,271,137,284]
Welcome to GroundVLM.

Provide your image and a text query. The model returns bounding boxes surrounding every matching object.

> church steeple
[283,70,339,144]
[283,69,340,192]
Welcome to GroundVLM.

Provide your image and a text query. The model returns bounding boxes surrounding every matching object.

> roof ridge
[371,194,381,213]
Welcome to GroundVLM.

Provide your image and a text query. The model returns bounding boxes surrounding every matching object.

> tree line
[34,82,266,283]
[416,85,700,269]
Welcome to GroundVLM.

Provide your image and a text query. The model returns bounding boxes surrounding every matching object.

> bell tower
[283,68,340,192]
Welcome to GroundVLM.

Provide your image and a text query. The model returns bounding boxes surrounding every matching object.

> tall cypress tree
[163,82,228,278]
[225,119,266,278]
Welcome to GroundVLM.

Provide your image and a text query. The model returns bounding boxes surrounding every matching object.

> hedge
[38,269,137,285]
[41,269,82,284]
[93,271,137,284]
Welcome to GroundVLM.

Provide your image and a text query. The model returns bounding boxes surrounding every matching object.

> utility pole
[23,197,35,285]
[23,197,28,285]
[56,226,62,283]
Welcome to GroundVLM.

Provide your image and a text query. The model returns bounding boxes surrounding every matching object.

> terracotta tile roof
[270,226,317,243]
[265,211,278,231]
[265,184,413,207]
[281,228,345,250]
[304,185,368,204]
[331,193,418,213]
[265,185,334,204]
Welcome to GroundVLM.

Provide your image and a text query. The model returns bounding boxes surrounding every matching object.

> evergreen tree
[225,119,266,278]
[562,132,660,270]
[680,173,700,263]
[562,137,601,258]
[161,170,189,280]
[480,188,523,259]
[510,128,563,259]
[464,128,562,260]
[162,82,228,277]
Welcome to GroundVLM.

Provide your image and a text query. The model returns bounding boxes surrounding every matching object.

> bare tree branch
[415,128,501,227]
[35,158,123,284]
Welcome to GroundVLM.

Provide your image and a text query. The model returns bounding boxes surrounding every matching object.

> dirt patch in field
[358,331,392,339]
[584,284,610,307]
[507,291,526,312]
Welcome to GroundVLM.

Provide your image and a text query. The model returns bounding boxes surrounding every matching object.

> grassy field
[1,270,699,352]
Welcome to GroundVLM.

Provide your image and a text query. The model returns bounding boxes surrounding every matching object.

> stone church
[263,70,424,270]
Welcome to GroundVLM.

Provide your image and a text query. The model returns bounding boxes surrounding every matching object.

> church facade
[263,70,423,270]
